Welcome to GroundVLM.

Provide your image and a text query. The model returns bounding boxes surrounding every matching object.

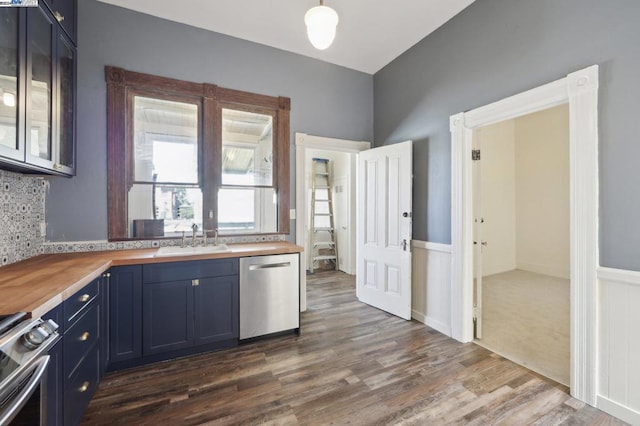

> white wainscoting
[411,240,452,337]
[597,267,640,425]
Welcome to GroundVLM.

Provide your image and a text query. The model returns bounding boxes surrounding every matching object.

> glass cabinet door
[56,32,75,173]
[25,6,54,169]
[0,9,23,161]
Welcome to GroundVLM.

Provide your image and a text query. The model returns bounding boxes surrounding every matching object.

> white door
[356,141,413,320]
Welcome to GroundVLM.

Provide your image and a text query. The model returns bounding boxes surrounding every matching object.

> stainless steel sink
[155,244,231,257]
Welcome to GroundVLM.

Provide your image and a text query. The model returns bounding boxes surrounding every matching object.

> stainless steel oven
[0,313,59,426]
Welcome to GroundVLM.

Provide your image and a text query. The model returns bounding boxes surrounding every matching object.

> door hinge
[472,149,481,161]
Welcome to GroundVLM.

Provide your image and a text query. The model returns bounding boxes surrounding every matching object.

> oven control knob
[22,326,50,350]
[41,319,59,334]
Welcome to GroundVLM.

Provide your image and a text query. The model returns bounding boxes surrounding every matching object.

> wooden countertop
[0,242,303,318]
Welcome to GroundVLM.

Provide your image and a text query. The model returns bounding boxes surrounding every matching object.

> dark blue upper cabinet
[0,3,76,176]
[41,0,76,45]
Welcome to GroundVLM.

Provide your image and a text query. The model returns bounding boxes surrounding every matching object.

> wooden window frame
[105,66,290,241]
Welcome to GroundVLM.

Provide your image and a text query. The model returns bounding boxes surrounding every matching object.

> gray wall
[374,0,640,271]
[46,0,373,241]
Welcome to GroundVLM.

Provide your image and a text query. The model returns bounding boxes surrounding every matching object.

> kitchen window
[105,67,290,240]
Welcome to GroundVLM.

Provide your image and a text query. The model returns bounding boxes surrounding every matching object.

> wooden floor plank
[83,271,626,425]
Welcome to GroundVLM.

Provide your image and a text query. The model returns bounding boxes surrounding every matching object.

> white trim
[410,240,452,253]
[598,266,640,287]
[424,317,452,337]
[597,396,640,426]
[411,239,452,337]
[295,133,371,312]
[450,65,599,405]
[411,309,426,323]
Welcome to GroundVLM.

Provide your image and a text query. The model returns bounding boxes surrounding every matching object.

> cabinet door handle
[54,11,65,22]
[102,272,111,278]
[78,294,90,303]
[192,279,199,286]
[79,332,90,341]
[79,381,90,393]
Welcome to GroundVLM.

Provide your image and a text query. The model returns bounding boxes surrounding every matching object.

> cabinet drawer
[143,258,239,283]
[64,345,100,426]
[64,302,99,378]
[64,277,99,324]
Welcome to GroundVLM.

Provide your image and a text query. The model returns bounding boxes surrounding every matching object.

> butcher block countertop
[0,242,303,318]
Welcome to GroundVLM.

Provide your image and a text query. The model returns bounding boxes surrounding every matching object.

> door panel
[357,141,412,320]
[194,276,239,345]
[143,280,194,355]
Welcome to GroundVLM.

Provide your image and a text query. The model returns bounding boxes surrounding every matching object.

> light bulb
[304,4,339,50]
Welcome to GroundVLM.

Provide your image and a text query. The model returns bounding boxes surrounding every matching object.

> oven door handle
[0,355,50,426]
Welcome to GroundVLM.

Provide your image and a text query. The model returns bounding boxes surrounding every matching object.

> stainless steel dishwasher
[239,253,300,340]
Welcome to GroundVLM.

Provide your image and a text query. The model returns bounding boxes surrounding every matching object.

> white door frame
[295,133,371,311]
[450,65,599,405]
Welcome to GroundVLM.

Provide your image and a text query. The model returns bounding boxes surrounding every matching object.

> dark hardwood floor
[83,271,624,425]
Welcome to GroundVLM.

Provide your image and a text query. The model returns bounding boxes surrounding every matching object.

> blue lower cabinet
[109,265,142,363]
[63,345,100,426]
[139,259,240,358]
[143,280,195,355]
[63,277,102,426]
[45,332,63,426]
[194,276,239,346]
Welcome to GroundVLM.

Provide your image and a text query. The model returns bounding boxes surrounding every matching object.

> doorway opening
[450,65,599,404]
[472,104,570,386]
[295,133,370,312]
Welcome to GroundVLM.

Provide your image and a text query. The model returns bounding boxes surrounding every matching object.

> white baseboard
[516,261,570,279]
[424,316,452,337]
[411,309,426,324]
[597,396,640,426]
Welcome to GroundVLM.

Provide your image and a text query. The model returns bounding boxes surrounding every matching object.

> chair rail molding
[450,65,599,406]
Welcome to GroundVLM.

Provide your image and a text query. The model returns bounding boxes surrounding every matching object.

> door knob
[402,212,411,218]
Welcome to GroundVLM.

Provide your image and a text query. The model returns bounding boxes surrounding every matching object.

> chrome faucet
[203,229,217,246]
[191,223,199,247]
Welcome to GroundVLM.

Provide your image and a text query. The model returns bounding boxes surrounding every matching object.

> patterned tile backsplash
[0,170,47,266]
[0,169,287,267]
[41,234,287,254]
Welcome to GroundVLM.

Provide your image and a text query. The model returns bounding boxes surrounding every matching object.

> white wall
[474,121,516,276]
[474,105,569,279]
[514,104,570,279]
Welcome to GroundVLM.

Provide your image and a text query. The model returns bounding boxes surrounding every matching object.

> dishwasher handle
[248,262,291,270]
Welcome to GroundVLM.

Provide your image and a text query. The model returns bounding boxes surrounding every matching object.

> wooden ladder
[309,158,338,273]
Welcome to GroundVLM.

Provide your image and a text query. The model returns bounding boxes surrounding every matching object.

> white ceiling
[97,0,475,74]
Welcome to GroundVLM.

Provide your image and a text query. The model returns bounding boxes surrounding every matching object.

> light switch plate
[40,222,46,236]
[290,209,296,220]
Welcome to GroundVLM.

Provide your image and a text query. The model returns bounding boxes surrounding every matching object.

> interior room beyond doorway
[473,104,570,386]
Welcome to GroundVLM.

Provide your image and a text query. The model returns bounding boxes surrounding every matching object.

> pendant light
[304,0,339,50]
